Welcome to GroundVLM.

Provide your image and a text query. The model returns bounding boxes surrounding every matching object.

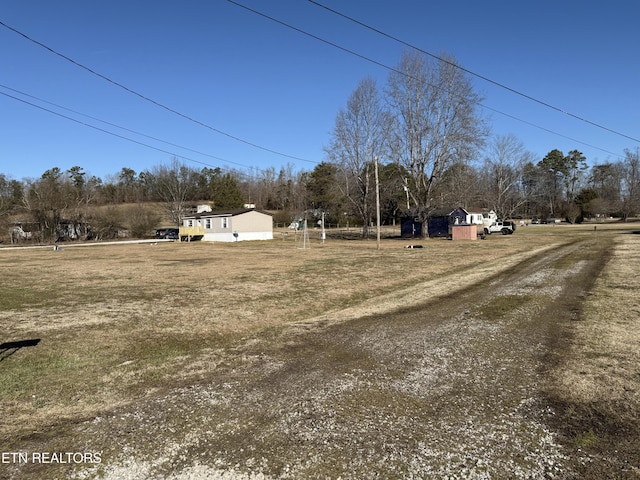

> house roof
[466,207,495,214]
[449,207,469,216]
[449,207,495,215]
[183,208,273,219]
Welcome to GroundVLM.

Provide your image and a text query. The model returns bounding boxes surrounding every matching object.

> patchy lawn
[1,224,638,479]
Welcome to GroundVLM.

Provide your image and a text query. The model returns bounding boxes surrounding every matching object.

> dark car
[155,228,179,240]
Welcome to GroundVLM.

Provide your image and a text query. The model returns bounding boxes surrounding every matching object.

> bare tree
[66,166,101,239]
[89,206,125,240]
[0,174,23,242]
[124,204,161,238]
[23,167,68,241]
[326,77,391,237]
[482,134,535,219]
[275,166,294,211]
[387,51,488,236]
[149,158,197,226]
[620,148,640,220]
[0,174,22,215]
[251,167,277,210]
[437,161,483,210]
[589,162,622,214]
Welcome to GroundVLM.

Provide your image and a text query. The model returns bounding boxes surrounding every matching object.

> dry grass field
[546,228,640,478]
[0,223,638,479]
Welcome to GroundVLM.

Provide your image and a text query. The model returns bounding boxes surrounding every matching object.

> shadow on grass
[0,338,41,362]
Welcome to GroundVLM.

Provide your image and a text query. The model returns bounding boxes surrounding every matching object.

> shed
[449,224,478,240]
[427,216,450,237]
[401,216,423,238]
[180,208,273,242]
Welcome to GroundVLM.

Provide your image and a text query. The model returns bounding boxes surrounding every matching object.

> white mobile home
[180,208,273,242]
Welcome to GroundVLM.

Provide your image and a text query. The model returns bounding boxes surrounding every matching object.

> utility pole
[403,178,410,210]
[374,156,381,250]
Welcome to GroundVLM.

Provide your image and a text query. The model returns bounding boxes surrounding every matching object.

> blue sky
[1,0,639,181]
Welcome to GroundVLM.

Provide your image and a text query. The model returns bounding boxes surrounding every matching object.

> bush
[124,205,161,238]
[89,206,125,240]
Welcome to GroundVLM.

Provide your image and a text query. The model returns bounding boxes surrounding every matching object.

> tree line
[1,51,639,242]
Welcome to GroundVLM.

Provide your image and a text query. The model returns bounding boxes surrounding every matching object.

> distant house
[449,207,497,226]
[180,208,273,242]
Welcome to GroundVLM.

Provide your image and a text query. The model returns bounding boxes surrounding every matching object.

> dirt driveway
[5,232,640,479]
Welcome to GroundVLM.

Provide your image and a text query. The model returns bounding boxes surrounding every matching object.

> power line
[0,85,312,181]
[225,0,625,159]
[306,0,640,146]
[224,1,409,81]
[0,88,266,177]
[1,86,297,184]
[0,83,255,172]
[0,19,318,165]
[1,8,630,166]
[478,103,622,158]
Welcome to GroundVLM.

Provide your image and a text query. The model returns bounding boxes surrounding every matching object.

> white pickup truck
[483,221,516,235]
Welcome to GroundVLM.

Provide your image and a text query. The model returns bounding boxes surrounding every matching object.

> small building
[180,208,273,242]
[427,216,449,237]
[401,216,423,238]
[449,223,478,240]
[402,207,451,238]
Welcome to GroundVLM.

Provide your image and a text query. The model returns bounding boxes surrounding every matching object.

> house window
[221,217,229,229]
[205,218,212,229]
[187,219,194,227]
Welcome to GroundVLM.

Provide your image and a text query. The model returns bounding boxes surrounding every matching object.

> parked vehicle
[483,221,516,235]
[155,228,179,240]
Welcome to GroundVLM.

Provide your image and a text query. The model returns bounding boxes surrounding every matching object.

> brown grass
[546,232,640,477]
[0,227,568,437]
[1,222,639,479]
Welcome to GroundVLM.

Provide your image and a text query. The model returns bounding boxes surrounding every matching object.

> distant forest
[1,143,639,243]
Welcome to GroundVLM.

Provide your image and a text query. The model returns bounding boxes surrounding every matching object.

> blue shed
[401,216,422,237]
[427,216,450,237]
